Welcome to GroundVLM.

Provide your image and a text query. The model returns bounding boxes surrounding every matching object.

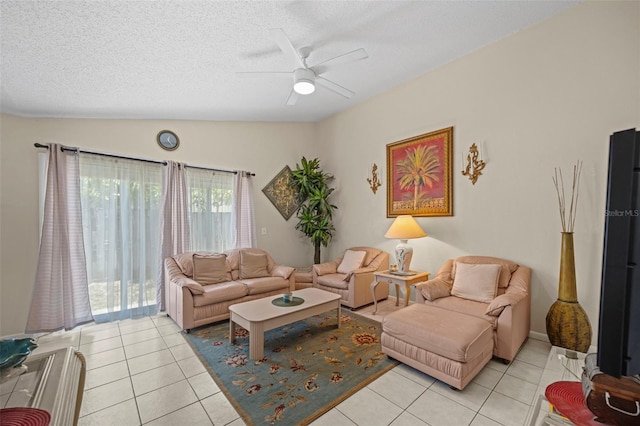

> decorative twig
[553,161,582,232]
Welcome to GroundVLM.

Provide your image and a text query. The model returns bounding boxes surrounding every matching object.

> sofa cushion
[239,250,270,279]
[193,253,228,285]
[173,251,196,277]
[317,273,350,290]
[337,250,366,274]
[424,296,498,329]
[271,264,295,280]
[239,277,290,295]
[451,262,501,303]
[348,246,382,267]
[192,281,248,307]
[382,304,493,363]
[419,278,451,301]
[313,261,338,276]
[452,256,518,289]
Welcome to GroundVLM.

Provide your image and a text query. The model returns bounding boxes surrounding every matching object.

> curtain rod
[33,143,255,176]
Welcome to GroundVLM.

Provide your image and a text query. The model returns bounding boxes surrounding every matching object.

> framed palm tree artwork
[386,127,453,217]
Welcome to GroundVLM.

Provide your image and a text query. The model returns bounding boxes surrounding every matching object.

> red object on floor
[545,381,610,426]
[0,408,51,426]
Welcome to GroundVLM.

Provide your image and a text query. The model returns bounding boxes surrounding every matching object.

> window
[187,168,235,252]
[36,148,253,323]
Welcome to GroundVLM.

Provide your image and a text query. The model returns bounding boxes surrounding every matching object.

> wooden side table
[371,270,430,314]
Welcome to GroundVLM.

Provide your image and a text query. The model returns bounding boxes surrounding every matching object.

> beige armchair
[313,246,389,309]
[414,255,531,362]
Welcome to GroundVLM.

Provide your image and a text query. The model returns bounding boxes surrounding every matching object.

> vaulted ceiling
[0,1,579,122]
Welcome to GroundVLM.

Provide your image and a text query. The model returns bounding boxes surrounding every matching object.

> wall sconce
[367,163,382,194]
[461,143,486,185]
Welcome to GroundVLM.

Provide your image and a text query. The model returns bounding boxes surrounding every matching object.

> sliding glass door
[79,154,162,322]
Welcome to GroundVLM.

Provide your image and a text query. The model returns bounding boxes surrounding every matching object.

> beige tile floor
[2,298,572,426]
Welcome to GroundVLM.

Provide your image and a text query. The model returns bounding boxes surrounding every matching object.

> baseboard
[528,331,549,342]
[527,330,597,353]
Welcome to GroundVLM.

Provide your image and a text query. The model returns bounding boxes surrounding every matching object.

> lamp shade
[384,215,426,240]
[385,215,426,274]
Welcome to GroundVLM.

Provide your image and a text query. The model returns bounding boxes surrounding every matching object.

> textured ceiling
[0,1,579,122]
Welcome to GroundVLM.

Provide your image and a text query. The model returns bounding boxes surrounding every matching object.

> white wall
[0,115,318,335]
[316,1,640,340]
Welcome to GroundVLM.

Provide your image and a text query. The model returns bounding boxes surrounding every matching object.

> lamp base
[395,240,413,274]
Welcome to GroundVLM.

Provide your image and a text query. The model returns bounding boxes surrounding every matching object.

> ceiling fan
[237,28,368,106]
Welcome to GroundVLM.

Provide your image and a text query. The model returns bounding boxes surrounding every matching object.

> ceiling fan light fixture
[294,80,315,95]
[293,68,316,95]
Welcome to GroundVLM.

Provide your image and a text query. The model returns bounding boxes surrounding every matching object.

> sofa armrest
[494,286,531,361]
[415,278,451,302]
[485,289,527,316]
[172,276,205,295]
[164,257,197,331]
[485,265,531,316]
[271,265,296,291]
[344,265,377,281]
[165,257,205,295]
[350,269,378,291]
[271,265,294,280]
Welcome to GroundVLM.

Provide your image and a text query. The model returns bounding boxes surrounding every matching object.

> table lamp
[384,215,426,275]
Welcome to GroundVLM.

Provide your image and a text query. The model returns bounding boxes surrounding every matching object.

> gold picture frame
[386,127,453,217]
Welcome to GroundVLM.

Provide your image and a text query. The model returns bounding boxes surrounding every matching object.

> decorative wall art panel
[262,166,305,220]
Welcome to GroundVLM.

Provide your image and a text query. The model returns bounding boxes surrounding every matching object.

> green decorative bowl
[0,338,37,371]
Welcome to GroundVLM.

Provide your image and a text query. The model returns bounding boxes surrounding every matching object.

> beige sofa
[313,246,389,309]
[164,248,295,332]
[415,255,531,362]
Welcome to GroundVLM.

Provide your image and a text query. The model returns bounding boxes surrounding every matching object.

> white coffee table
[229,288,342,359]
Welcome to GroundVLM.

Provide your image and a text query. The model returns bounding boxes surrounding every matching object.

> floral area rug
[184,312,398,425]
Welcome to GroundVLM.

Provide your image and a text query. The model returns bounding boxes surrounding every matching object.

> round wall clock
[157,130,179,151]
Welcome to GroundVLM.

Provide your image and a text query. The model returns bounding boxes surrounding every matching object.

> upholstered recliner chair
[313,246,389,309]
[414,255,531,362]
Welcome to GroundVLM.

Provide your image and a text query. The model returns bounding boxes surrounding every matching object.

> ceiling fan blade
[315,77,355,99]
[286,90,299,106]
[236,71,291,78]
[269,28,305,69]
[312,48,368,75]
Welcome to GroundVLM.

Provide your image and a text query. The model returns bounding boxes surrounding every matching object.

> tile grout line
[26,312,555,426]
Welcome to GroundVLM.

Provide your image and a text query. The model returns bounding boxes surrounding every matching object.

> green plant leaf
[290,157,338,263]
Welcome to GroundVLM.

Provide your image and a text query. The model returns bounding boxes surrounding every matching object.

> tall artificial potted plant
[291,157,337,264]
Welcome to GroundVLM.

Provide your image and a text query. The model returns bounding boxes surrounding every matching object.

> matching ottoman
[381,303,494,390]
